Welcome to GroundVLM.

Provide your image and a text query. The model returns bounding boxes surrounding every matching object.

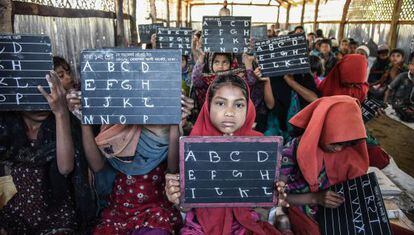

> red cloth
[93,164,182,234]
[288,95,369,192]
[190,77,280,235]
[368,145,391,169]
[319,54,369,102]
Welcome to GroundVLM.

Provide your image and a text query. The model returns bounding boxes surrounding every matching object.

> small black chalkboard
[317,172,392,235]
[80,49,182,125]
[0,34,52,111]
[138,23,163,43]
[254,33,310,77]
[156,27,192,56]
[361,98,385,123]
[251,25,268,41]
[202,16,251,53]
[180,136,283,208]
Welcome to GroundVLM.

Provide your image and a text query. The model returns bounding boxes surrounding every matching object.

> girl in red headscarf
[318,54,391,169]
[165,74,284,235]
[280,95,370,234]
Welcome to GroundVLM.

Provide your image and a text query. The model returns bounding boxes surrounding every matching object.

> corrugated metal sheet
[14,15,116,82]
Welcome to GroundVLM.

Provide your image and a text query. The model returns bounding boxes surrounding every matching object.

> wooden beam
[130,0,138,46]
[0,0,13,33]
[150,0,157,24]
[285,3,291,30]
[313,0,320,32]
[115,0,126,47]
[166,0,170,27]
[389,0,403,49]
[177,0,182,27]
[12,1,131,19]
[338,0,351,40]
[276,5,280,28]
[190,2,279,7]
[300,0,306,25]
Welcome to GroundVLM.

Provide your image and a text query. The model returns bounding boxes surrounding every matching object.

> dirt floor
[366,116,414,178]
[366,116,414,222]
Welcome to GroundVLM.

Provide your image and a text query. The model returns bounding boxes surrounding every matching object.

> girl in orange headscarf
[280,96,369,234]
[165,74,284,235]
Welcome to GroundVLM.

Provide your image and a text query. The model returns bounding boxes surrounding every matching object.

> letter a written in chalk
[185,151,196,161]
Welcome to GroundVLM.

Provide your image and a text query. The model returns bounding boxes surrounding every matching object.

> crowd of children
[0,23,413,235]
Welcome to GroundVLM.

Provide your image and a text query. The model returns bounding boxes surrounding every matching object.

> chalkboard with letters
[202,16,251,54]
[0,34,52,111]
[138,23,163,43]
[251,25,268,41]
[317,172,392,235]
[179,136,283,208]
[80,49,182,125]
[361,98,385,123]
[156,27,192,56]
[254,33,310,77]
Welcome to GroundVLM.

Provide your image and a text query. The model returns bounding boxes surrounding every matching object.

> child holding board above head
[165,75,288,235]
[68,90,194,234]
[190,36,263,110]
[0,71,78,233]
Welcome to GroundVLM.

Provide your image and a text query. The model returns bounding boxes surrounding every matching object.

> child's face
[340,42,349,53]
[319,43,331,54]
[378,52,389,60]
[320,139,362,153]
[409,59,414,74]
[390,53,404,65]
[21,111,51,122]
[349,44,357,54]
[209,85,247,135]
[212,55,230,73]
[336,53,343,61]
[54,65,73,91]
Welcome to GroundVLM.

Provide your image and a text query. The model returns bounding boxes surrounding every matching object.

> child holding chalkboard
[72,93,194,234]
[280,96,369,234]
[191,40,262,110]
[0,72,79,233]
[165,75,287,235]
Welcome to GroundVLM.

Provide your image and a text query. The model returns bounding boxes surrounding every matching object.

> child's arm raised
[38,71,74,176]
[283,74,318,103]
[66,91,106,172]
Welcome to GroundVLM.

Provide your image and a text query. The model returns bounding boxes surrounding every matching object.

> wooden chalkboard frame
[179,136,283,208]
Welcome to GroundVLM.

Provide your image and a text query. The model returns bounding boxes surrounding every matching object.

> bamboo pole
[389,0,403,49]
[300,0,306,25]
[313,0,320,32]
[0,0,13,33]
[130,0,138,46]
[115,0,126,47]
[338,0,352,40]
[285,3,291,30]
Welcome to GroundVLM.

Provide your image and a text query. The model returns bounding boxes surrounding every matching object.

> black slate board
[202,16,251,53]
[254,33,310,77]
[0,34,52,111]
[361,98,386,123]
[180,136,283,208]
[251,25,268,41]
[80,49,182,124]
[317,172,392,235]
[156,27,192,56]
[138,23,163,43]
